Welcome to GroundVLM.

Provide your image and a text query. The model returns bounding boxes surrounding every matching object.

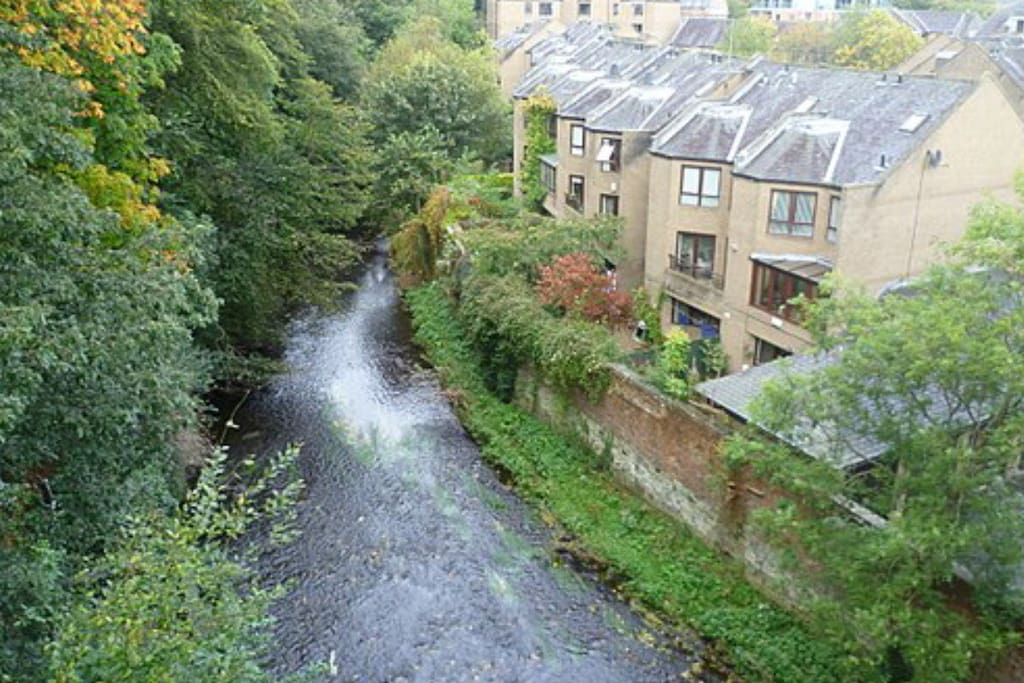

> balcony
[665,254,725,309]
[565,192,584,213]
[668,255,724,289]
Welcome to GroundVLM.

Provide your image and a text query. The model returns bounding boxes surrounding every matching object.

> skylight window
[899,113,928,133]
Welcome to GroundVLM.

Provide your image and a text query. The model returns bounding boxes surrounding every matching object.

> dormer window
[579,2,591,15]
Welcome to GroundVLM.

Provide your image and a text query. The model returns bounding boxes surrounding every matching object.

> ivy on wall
[520,93,556,211]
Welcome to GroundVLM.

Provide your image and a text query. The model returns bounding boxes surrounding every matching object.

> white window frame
[679,165,721,208]
[570,124,585,156]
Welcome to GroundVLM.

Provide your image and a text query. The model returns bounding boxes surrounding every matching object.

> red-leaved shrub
[536,253,632,327]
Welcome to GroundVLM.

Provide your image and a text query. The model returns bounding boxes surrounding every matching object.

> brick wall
[515,363,797,599]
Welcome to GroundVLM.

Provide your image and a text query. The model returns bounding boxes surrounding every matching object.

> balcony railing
[668,254,724,290]
[565,192,583,212]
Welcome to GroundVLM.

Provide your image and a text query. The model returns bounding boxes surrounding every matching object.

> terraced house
[513,25,1024,372]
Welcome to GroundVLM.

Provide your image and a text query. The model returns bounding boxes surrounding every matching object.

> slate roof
[669,17,730,49]
[514,28,653,102]
[585,52,740,131]
[494,20,551,54]
[652,64,973,186]
[696,352,889,470]
[560,78,633,119]
[889,9,981,38]
[992,45,1024,91]
[697,329,994,470]
[975,1,1024,40]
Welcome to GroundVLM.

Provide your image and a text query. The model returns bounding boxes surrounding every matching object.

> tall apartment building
[513,25,1024,372]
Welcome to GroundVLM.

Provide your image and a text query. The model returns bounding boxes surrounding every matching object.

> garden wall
[515,364,795,601]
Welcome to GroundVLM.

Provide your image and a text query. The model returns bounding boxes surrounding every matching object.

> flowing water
[226,245,724,682]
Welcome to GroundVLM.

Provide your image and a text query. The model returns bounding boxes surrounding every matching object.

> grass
[405,282,845,683]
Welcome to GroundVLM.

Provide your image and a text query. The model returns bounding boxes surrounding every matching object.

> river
[224,245,723,682]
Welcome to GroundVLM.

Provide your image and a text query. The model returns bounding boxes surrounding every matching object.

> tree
[775,21,835,65]
[833,9,924,71]
[536,253,633,327]
[47,447,306,683]
[292,0,371,101]
[725,186,1024,681]
[718,16,776,57]
[0,59,214,678]
[149,0,372,352]
[363,16,510,166]
[657,330,693,400]
[368,127,456,229]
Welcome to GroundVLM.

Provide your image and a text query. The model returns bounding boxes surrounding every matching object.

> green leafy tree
[658,330,692,399]
[363,16,510,167]
[833,9,924,70]
[292,0,371,100]
[0,58,214,678]
[149,0,371,352]
[719,16,776,57]
[368,127,456,229]
[774,21,836,64]
[47,447,306,683]
[725,187,1024,680]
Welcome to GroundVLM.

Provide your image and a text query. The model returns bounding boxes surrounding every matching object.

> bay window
[750,262,817,322]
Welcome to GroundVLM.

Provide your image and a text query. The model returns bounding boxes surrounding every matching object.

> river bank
[404,281,844,682]
[222,248,723,681]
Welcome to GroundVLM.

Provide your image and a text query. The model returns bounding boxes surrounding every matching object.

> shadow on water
[222,242,729,682]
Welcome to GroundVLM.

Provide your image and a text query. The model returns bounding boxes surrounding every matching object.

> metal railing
[668,254,724,290]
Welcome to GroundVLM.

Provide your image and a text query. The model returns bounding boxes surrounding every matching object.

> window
[539,1,552,15]
[672,232,715,280]
[597,137,622,172]
[753,337,791,366]
[768,190,816,237]
[599,194,619,216]
[680,166,721,207]
[1016,17,1024,32]
[827,196,840,243]
[541,161,556,195]
[672,299,720,337]
[613,2,619,13]
[570,124,585,156]
[525,1,533,13]
[567,175,585,211]
[633,2,643,14]
[750,262,817,322]
[632,22,643,33]
[579,2,591,15]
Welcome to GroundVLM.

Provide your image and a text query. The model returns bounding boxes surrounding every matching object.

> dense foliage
[724,185,1024,681]
[720,9,925,70]
[520,94,557,211]
[0,0,505,679]
[48,447,305,682]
